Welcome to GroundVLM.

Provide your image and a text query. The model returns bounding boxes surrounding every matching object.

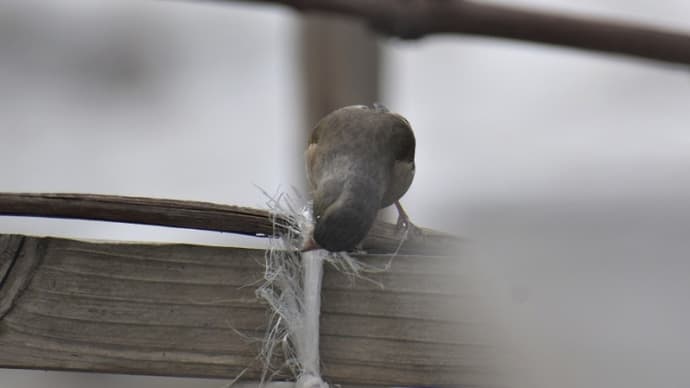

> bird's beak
[300,237,320,252]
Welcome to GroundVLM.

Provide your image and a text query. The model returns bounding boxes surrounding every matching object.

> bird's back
[306,105,414,202]
[305,105,415,252]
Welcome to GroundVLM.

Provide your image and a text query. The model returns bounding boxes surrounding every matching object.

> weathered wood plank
[0,235,497,386]
[0,235,24,287]
[0,236,44,319]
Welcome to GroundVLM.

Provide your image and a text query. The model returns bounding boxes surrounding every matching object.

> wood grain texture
[0,236,44,320]
[0,235,497,386]
[0,235,24,289]
[0,193,459,255]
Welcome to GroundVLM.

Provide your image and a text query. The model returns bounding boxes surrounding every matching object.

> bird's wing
[305,140,319,192]
[389,113,416,163]
[305,119,328,192]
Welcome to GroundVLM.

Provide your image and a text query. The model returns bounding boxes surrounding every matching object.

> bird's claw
[394,200,422,238]
[396,216,423,238]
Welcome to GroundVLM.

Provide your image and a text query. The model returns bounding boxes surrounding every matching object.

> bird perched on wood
[302,104,417,252]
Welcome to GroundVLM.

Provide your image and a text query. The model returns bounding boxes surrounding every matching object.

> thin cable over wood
[0,193,458,254]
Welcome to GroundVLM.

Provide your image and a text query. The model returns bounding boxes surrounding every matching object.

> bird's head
[303,183,379,252]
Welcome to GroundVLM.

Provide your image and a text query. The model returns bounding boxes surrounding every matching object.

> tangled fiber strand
[256,190,328,388]
[256,189,405,388]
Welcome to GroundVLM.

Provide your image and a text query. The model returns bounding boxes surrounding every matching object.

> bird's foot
[396,216,423,238]
[394,201,422,238]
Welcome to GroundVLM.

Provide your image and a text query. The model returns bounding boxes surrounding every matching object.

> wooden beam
[0,235,497,386]
[227,0,690,66]
[301,14,381,131]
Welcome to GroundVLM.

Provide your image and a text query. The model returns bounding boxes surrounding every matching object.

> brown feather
[305,105,416,251]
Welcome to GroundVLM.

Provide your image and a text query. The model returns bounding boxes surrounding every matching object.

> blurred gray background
[1,0,690,387]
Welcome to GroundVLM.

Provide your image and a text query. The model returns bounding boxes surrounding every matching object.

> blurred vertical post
[298,14,380,188]
[300,15,380,128]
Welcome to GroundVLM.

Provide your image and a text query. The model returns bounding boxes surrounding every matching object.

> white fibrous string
[255,189,397,388]
[256,189,327,388]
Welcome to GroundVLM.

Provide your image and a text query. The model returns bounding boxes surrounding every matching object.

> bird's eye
[393,114,410,127]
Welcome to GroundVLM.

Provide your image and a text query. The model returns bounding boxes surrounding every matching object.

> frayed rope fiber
[256,191,328,388]
[255,190,398,388]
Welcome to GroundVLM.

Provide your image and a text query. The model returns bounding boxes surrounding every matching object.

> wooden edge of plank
[0,236,47,320]
[0,235,25,286]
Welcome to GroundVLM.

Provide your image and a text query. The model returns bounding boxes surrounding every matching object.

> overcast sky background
[1,0,690,387]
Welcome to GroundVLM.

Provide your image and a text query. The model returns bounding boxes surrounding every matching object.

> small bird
[303,104,416,252]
